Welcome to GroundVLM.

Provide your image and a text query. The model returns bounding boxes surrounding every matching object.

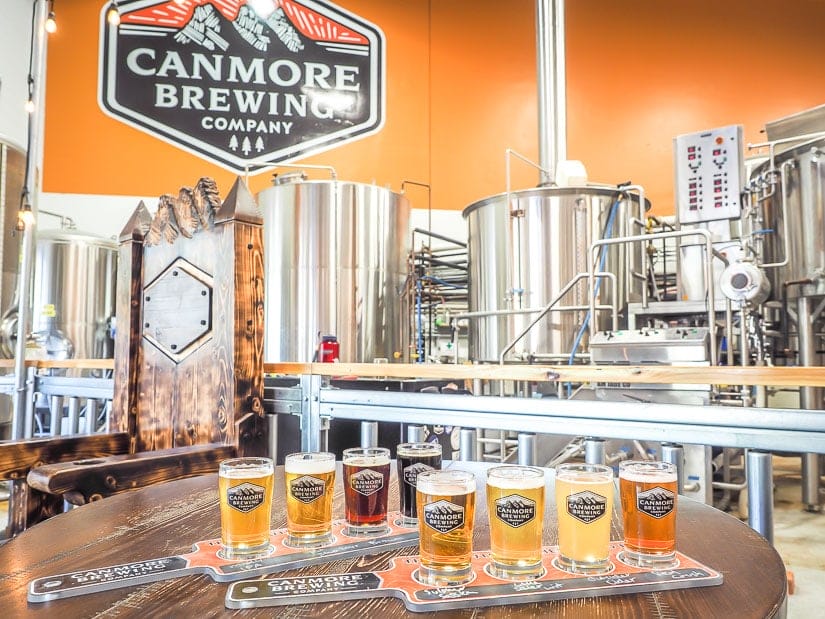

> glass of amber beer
[343,447,391,536]
[218,457,275,560]
[619,460,678,567]
[554,463,614,574]
[396,442,443,527]
[486,465,546,580]
[284,451,336,547]
[416,469,476,586]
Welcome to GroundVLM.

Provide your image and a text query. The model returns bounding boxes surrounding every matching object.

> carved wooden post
[112,178,266,458]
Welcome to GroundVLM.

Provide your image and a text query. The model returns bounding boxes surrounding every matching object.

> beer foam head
[416,469,476,495]
[487,467,545,490]
[555,463,613,484]
[619,462,677,483]
[285,452,336,474]
[344,454,390,467]
[219,457,273,478]
[397,442,442,457]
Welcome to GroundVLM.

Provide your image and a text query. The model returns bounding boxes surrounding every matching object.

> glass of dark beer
[342,447,391,536]
[396,442,443,527]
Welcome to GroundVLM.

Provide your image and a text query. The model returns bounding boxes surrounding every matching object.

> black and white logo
[290,475,326,503]
[494,494,536,528]
[227,482,266,513]
[566,490,607,524]
[423,500,464,534]
[99,0,385,173]
[350,468,384,497]
[637,486,675,519]
[402,462,433,488]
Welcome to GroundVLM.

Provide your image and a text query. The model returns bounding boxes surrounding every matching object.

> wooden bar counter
[0,462,786,617]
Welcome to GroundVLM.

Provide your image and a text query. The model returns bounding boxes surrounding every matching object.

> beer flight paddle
[27,514,419,602]
[224,543,723,612]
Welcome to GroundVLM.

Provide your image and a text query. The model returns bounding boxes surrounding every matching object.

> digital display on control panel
[674,124,744,224]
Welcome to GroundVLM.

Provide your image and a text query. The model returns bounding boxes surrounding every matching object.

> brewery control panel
[674,124,744,224]
[589,327,710,364]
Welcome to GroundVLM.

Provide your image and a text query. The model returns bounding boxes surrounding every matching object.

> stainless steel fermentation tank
[259,178,410,363]
[463,186,647,362]
[0,143,25,319]
[27,230,118,359]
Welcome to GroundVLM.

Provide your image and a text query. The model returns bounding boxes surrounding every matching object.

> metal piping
[12,0,49,439]
[536,0,566,184]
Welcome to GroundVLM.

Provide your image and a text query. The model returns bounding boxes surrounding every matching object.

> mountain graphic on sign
[232,486,261,496]
[173,2,302,53]
[125,1,368,50]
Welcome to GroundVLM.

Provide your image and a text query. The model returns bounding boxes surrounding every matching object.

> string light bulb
[107,2,121,26]
[24,99,35,114]
[45,11,57,34]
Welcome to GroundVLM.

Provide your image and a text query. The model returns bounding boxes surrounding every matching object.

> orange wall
[43,1,825,214]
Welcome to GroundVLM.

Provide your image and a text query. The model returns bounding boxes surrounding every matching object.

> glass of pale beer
[218,457,275,560]
[619,460,678,567]
[416,469,476,586]
[554,463,614,574]
[396,442,443,527]
[284,451,336,547]
[486,465,546,580]
[342,447,391,536]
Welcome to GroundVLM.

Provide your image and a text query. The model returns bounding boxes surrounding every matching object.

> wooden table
[0,462,787,617]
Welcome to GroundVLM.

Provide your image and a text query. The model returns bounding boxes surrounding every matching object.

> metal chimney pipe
[536,0,567,186]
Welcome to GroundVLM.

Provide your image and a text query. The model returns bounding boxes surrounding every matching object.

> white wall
[0,0,34,151]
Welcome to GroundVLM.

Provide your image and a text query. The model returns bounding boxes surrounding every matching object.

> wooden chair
[0,177,267,535]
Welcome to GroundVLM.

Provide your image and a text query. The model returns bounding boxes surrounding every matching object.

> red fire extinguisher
[317,335,340,363]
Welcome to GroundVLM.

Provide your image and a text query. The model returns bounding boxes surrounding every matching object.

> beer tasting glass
[396,442,443,527]
[554,463,614,574]
[619,460,678,567]
[284,451,336,547]
[342,447,391,536]
[218,457,275,559]
[416,469,476,586]
[486,465,546,580]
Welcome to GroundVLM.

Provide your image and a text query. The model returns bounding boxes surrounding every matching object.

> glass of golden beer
[554,463,614,574]
[619,460,678,567]
[342,447,391,536]
[218,457,275,560]
[284,451,336,548]
[416,469,476,586]
[486,465,546,580]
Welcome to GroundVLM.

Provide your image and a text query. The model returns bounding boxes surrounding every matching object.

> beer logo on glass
[226,482,266,513]
[566,490,607,524]
[290,475,326,504]
[423,499,464,533]
[98,0,385,173]
[637,486,675,519]
[495,494,536,528]
[403,462,433,488]
[350,468,384,497]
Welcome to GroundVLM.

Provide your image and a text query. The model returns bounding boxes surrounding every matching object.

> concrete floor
[772,457,825,619]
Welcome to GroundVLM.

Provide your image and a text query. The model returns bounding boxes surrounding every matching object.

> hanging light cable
[107,1,121,26]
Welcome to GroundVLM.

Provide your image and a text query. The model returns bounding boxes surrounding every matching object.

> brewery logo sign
[290,475,326,503]
[227,482,266,512]
[637,486,675,519]
[99,0,385,173]
[350,468,384,497]
[494,494,535,528]
[423,500,464,534]
[402,462,433,488]
[566,490,607,524]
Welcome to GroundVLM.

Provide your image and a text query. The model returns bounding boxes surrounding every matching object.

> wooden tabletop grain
[0,462,787,618]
